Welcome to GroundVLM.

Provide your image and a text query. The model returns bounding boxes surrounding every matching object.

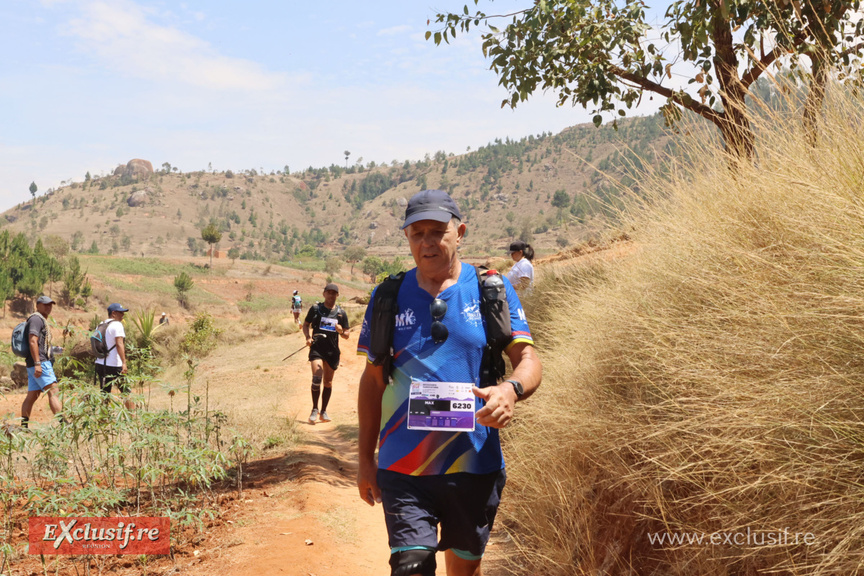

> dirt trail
[182,333,395,576]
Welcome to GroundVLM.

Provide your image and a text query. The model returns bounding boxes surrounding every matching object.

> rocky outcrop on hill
[114,159,154,181]
[127,189,150,207]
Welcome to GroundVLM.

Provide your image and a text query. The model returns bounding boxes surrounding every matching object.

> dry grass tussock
[503,90,864,576]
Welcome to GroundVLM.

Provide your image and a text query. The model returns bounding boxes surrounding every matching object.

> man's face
[37,302,53,317]
[405,219,464,277]
[323,289,338,307]
[112,311,125,322]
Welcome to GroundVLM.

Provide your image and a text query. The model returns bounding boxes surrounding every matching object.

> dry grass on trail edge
[502,90,864,576]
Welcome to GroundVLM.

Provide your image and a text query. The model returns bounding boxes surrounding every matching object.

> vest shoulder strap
[369,272,406,376]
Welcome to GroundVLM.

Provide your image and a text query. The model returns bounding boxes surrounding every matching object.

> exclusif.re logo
[29,517,170,555]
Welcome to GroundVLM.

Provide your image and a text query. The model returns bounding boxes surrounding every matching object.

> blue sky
[0,0,670,212]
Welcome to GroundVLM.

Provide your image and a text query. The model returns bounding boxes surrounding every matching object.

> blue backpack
[10,314,37,358]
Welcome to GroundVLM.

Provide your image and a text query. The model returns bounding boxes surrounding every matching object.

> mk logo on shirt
[395,308,416,328]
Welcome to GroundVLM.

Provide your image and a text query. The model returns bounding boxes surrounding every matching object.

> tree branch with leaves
[430,0,864,158]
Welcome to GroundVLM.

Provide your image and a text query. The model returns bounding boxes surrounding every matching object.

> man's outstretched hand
[473,383,518,429]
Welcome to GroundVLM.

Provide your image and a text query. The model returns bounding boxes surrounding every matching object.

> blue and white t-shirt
[357,264,534,476]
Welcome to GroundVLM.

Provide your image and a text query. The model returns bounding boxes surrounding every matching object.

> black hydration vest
[368,267,511,385]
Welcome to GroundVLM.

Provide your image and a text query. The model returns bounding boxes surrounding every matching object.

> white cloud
[60,0,285,91]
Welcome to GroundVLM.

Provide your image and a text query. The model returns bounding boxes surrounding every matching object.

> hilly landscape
[0,114,670,263]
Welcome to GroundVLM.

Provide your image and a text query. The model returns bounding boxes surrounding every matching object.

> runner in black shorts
[302,283,350,424]
[95,303,134,410]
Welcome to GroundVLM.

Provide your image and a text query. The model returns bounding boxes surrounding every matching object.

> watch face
[509,380,524,397]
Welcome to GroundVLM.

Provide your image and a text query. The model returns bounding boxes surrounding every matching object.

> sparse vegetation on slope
[2,115,675,261]
[503,90,864,575]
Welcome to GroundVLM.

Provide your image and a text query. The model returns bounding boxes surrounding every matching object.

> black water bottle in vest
[481,270,510,347]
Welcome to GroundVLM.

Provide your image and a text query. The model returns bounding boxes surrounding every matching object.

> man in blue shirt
[357,189,542,576]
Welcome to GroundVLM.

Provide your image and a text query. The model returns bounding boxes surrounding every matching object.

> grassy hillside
[503,91,864,575]
[0,115,671,262]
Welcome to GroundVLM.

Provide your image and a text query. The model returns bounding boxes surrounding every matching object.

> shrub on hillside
[504,91,864,575]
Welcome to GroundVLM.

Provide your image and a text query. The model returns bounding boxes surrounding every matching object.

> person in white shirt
[95,303,133,410]
[505,240,535,293]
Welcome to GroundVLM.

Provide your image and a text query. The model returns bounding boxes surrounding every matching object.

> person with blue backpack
[356,190,542,576]
[19,295,62,428]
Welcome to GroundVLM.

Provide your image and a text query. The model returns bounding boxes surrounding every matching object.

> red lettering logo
[29,517,170,555]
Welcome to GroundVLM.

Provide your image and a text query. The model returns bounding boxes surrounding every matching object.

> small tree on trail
[29,181,37,206]
[201,222,223,270]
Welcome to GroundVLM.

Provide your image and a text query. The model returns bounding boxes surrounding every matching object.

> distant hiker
[20,295,62,428]
[302,283,349,424]
[159,312,169,325]
[95,303,134,410]
[506,239,535,293]
[291,290,303,325]
[356,189,542,576]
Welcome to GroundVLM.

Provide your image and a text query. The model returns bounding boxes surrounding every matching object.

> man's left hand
[472,383,517,429]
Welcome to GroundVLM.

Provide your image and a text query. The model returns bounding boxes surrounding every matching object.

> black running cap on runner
[324,283,339,293]
[401,189,462,229]
[508,240,528,252]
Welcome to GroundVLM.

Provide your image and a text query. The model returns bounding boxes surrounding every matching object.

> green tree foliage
[0,231,59,309]
[62,255,89,306]
[343,246,367,275]
[362,256,407,282]
[180,313,221,359]
[29,181,37,204]
[227,246,240,262]
[431,0,864,157]
[174,271,195,308]
[362,256,385,282]
[201,221,223,269]
[347,173,395,209]
[551,189,571,209]
[325,256,343,275]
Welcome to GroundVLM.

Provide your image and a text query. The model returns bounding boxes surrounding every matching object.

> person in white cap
[20,295,62,427]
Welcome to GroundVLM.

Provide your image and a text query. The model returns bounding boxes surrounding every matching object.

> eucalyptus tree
[430,0,864,158]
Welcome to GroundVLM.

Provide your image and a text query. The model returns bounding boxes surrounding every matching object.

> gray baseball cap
[401,189,462,230]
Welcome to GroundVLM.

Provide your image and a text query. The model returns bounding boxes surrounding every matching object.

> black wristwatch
[504,379,524,400]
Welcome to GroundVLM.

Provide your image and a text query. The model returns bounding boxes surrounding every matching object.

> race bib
[319,317,338,332]
[407,381,475,432]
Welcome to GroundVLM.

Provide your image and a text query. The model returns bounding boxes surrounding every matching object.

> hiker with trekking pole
[301,283,350,424]
[356,189,542,576]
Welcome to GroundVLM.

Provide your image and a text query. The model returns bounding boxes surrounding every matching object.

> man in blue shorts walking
[20,295,62,427]
[357,189,542,576]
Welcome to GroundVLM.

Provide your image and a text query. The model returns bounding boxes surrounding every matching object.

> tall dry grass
[503,89,864,575]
